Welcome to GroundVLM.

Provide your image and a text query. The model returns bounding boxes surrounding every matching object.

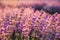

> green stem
[18,34,24,40]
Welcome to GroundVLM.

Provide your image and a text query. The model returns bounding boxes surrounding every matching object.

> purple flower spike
[39,20,46,27]
[15,21,20,28]
[3,15,10,28]
[3,22,8,28]
[17,24,24,33]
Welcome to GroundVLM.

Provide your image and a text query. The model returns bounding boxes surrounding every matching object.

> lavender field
[0,0,60,40]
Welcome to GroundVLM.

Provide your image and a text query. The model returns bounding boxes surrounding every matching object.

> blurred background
[0,0,60,7]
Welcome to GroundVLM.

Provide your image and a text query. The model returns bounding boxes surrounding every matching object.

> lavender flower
[3,14,10,28]
[15,21,20,28]
[45,31,55,40]
[39,20,47,30]
[17,24,24,33]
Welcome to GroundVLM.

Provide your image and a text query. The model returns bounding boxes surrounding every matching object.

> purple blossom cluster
[0,7,60,40]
